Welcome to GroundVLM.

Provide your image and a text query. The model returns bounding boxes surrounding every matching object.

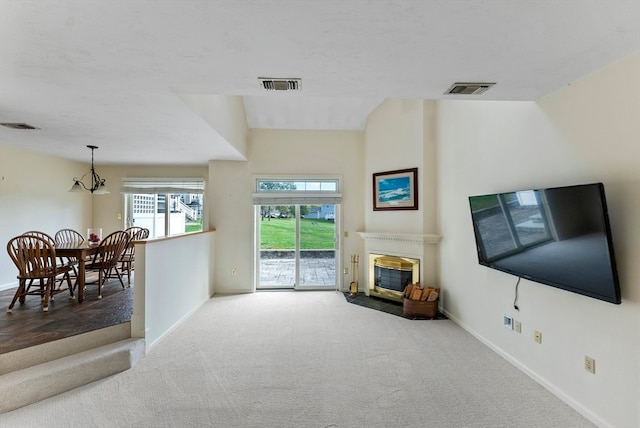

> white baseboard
[214,288,253,294]
[145,303,204,352]
[0,281,18,292]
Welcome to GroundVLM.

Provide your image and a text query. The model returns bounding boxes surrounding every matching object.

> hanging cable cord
[514,277,521,311]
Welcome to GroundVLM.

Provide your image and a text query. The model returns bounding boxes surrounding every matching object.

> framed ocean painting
[372,167,418,211]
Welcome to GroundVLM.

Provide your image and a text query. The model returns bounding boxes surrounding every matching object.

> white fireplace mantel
[356,232,441,245]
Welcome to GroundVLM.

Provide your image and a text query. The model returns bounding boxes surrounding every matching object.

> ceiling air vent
[258,77,301,91]
[1,122,40,130]
[444,82,495,95]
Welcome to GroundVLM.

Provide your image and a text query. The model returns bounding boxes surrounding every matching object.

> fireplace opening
[369,254,420,302]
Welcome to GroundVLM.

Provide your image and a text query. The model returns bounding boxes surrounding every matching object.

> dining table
[55,240,100,303]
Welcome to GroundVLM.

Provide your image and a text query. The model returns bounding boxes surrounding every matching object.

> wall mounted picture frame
[373,167,418,211]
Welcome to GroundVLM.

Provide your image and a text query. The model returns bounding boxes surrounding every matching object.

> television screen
[468,183,621,304]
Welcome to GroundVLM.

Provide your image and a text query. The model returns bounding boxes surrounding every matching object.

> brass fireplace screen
[370,255,420,302]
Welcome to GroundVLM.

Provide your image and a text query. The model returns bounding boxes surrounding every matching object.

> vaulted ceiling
[1,1,638,165]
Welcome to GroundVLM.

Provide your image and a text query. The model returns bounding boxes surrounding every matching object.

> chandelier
[69,145,110,195]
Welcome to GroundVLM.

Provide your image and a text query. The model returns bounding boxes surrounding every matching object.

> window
[122,178,205,238]
[257,179,338,192]
[253,177,341,205]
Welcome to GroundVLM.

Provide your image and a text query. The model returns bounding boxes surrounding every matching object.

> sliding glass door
[258,205,298,289]
[257,204,337,289]
[299,204,336,287]
[254,176,341,291]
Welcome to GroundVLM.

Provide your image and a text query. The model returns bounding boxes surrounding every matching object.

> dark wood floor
[0,277,133,355]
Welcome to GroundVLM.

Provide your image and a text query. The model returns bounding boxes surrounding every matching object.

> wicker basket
[403,298,439,319]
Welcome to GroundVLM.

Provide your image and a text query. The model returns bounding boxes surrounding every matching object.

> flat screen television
[468,183,621,304]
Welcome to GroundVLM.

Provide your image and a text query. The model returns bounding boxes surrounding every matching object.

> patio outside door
[257,204,337,290]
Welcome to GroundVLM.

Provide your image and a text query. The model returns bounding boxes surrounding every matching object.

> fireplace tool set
[349,254,359,296]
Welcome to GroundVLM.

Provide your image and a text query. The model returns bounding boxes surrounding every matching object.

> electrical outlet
[344,231,349,238]
[514,320,521,333]
[584,356,596,374]
[231,268,237,276]
[503,315,513,330]
[534,330,542,344]
[343,267,348,275]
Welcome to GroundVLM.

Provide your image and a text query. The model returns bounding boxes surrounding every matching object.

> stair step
[0,337,145,413]
[0,322,132,375]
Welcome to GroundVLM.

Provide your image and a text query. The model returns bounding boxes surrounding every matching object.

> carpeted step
[0,323,132,376]
[0,337,145,413]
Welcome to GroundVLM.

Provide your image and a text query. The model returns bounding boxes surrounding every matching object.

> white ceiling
[1,1,638,165]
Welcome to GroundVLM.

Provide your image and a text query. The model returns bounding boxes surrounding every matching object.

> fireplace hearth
[343,292,447,320]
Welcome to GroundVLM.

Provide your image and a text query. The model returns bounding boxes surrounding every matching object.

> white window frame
[121,177,205,238]
[253,175,342,205]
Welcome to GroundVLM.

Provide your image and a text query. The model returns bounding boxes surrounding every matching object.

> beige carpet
[0,291,594,428]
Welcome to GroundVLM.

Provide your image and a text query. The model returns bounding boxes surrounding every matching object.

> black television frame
[468,183,621,304]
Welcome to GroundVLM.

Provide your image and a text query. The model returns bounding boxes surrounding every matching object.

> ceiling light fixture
[69,145,110,195]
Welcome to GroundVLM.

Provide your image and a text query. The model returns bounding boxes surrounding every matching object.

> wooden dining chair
[22,230,56,246]
[84,230,130,299]
[22,230,75,288]
[118,227,149,286]
[54,228,86,277]
[23,230,66,264]
[54,228,85,244]
[6,235,75,312]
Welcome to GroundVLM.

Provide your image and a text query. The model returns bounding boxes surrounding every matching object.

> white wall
[179,94,248,159]
[364,99,427,234]
[209,129,365,294]
[0,146,92,289]
[132,231,214,351]
[437,53,639,428]
[422,101,438,234]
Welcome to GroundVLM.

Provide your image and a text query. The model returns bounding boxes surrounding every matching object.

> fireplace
[358,232,442,303]
[371,255,419,302]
